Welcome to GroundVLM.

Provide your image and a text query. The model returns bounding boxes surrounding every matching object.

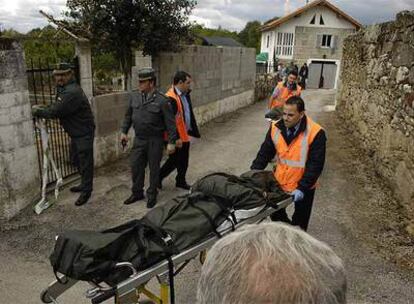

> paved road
[1,89,413,304]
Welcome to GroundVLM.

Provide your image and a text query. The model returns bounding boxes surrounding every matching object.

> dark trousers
[300,77,307,89]
[130,136,164,198]
[71,135,94,194]
[270,188,315,231]
[160,141,190,184]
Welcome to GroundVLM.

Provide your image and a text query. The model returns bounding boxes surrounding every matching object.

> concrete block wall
[91,92,130,167]
[0,38,39,221]
[336,11,414,219]
[153,45,256,123]
[152,45,256,106]
[294,26,356,63]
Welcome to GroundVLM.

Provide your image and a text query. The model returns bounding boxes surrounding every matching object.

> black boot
[146,195,157,208]
[124,193,145,205]
[75,192,91,206]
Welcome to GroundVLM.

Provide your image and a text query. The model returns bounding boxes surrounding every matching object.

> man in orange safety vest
[268,70,302,109]
[251,96,326,231]
[160,71,201,190]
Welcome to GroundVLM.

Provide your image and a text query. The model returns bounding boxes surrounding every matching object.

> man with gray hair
[197,222,346,304]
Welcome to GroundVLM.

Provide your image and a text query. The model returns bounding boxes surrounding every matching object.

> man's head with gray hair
[197,222,346,304]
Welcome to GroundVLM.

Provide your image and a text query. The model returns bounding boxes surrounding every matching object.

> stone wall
[75,41,93,101]
[255,74,279,102]
[336,11,414,218]
[94,46,256,166]
[0,39,39,221]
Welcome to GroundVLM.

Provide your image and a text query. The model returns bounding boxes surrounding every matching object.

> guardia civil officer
[121,68,177,208]
[32,63,95,206]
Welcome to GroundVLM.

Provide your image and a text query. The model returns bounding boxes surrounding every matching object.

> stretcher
[34,119,63,215]
[41,197,292,304]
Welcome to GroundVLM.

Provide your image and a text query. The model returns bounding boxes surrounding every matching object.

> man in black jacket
[32,63,95,206]
[159,71,201,190]
[251,96,326,231]
[120,68,177,208]
[299,63,309,89]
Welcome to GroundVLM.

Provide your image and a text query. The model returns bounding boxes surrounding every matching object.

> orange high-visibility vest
[268,81,302,109]
[166,86,190,142]
[271,117,322,192]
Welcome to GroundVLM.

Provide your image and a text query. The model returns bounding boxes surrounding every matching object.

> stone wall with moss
[337,11,414,219]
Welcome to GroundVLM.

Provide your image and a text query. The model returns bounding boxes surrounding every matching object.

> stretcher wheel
[40,289,53,303]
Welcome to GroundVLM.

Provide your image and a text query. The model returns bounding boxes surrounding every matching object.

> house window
[320,15,325,25]
[321,34,332,47]
[275,32,294,57]
[266,35,270,48]
[310,14,316,24]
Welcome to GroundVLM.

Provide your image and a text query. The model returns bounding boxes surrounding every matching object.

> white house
[259,0,361,89]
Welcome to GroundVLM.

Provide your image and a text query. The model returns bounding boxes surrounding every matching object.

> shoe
[70,185,83,193]
[146,196,157,208]
[75,192,91,206]
[124,193,145,205]
[176,182,191,190]
[157,180,163,190]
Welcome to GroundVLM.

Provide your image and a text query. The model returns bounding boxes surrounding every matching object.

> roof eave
[260,0,361,32]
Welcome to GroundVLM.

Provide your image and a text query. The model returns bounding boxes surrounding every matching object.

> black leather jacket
[33,79,95,138]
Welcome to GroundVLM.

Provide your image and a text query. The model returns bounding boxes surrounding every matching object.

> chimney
[284,0,290,15]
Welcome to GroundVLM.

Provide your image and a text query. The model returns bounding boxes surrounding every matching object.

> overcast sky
[1,0,413,33]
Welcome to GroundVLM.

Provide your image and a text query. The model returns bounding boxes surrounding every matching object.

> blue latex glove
[291,189,304,202]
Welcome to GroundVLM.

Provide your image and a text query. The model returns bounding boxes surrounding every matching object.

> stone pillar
[75,40,93,100]
[131,51,152,89]
[0,38,40,221]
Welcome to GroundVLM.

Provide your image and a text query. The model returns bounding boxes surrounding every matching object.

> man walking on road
[121,68,177,208]
[299,62,309,89]
[251,96,326,231]
[268,70,302,109]
[159,71,200,190]
[32,63,95,206]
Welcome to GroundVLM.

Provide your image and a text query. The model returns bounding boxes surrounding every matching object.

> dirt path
[0,89,413,303]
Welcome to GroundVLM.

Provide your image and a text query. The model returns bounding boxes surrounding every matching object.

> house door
[308,61,337,89]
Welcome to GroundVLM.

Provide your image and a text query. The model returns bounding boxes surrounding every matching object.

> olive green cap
[138,68,155,81]
[53,63,73,75]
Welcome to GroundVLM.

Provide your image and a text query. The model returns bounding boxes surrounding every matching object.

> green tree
[238,21,262,53]
[65,0,196,87]
[1,26,75,65]
[23,26,75,65]
[190,24,240,43]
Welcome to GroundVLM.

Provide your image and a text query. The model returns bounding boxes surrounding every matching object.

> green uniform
[121,90,177,199]
[32,79,95,195]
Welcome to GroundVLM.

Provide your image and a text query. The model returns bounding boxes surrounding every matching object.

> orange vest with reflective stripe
[166,86,190,142]
[271,117,322,192]
[268,82,302,109]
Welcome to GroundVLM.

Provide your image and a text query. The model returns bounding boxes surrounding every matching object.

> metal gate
[308,61,337,89]
[27,58,80,186]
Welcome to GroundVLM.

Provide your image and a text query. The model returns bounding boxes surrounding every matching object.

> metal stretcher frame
[41,197,292,304]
